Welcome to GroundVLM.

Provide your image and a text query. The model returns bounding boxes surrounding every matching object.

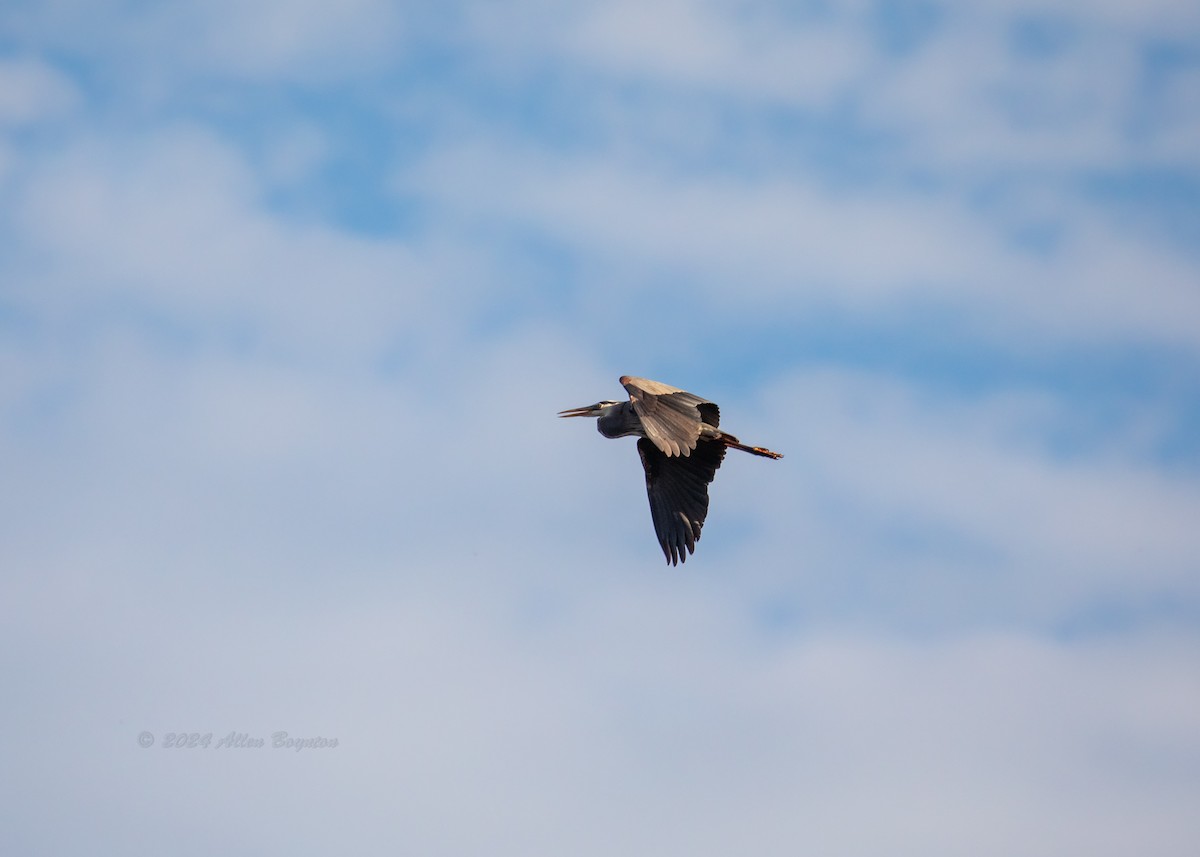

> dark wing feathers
[637,437,727,565]
[621,375,717,456]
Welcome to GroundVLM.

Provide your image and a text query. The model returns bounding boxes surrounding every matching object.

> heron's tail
[720,432,783,460]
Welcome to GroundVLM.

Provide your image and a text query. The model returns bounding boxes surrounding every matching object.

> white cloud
[1,2,1198,854]
[0,55,79,125]
[2,0,410,85]
[698,366,1200,630]
[5,565,1199,856]
[12,126,435,359]
[558,0,871,106]
[862,26,1136,166]
[195,0,406,78]
[963,0,1199,33]
[404,143,1200,347]
[257,121,331,188]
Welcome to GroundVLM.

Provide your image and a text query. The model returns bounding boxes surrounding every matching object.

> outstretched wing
[637,437,726,565]
[621,375,720,457]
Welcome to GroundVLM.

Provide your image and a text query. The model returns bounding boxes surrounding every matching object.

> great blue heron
[559,375,782,565]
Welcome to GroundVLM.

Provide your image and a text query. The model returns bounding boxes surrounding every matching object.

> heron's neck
[596,403,643,439]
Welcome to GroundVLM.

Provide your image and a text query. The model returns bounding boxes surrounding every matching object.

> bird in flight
[558,376,782,565]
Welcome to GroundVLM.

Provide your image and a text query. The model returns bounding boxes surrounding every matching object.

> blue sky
[2,1,1200,854]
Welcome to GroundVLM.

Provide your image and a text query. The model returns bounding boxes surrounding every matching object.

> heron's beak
[557,404,600,418]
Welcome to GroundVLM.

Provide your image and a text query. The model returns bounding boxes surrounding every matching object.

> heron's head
[557,400,622,419]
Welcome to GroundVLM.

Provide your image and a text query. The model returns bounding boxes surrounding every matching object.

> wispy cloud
[2,1,1198,854]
